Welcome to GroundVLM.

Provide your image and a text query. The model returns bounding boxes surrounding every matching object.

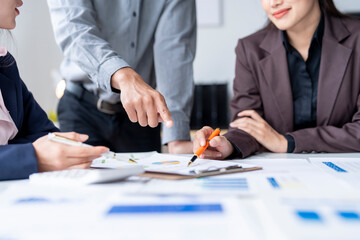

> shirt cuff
[161,111,190,145]
[226,139,243,159]
[284,134,295,153]
[97,57,130,92]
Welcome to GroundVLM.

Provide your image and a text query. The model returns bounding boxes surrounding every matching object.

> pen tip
[187,155,197,167]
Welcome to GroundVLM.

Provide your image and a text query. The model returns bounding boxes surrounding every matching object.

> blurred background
[9,0,360,126]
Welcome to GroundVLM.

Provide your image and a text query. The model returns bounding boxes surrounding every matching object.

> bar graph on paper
[309,158,360,174]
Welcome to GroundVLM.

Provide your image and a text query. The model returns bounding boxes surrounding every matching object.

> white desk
[0,153,359,240]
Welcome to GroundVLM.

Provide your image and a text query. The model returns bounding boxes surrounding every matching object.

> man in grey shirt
[47,0,196,153]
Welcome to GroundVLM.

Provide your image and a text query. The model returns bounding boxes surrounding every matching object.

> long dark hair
[319,0,347,18]
[265,0,348,29]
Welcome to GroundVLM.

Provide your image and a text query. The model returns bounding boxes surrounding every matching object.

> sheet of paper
[309,158,360,173]
[234,158,318,174]
[260,196,360,240]
[309,157,360,189]
[92,152,258,176]
[138,176,254,196]
[133,153,257,175]
[91,151,156,168]
[0,184,258,240]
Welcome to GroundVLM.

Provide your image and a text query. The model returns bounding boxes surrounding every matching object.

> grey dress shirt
[47,0,196,144]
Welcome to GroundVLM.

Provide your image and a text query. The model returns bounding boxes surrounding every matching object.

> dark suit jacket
[225,14,360,158]
[0,53,58,180]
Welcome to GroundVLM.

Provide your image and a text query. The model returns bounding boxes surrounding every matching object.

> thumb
[209,136,223,148]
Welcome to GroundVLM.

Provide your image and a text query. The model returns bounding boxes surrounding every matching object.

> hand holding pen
[33,132,109,172]
[188,128,221,166]
[191,127,235,162]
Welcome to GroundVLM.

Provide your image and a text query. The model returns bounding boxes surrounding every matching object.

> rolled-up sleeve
[47,0,130,92]
[153,0,197,144]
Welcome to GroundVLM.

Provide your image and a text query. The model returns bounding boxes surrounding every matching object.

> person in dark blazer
[0,0,109,180]
[193,0,360,159]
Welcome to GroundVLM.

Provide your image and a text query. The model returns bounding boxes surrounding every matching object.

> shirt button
[133,11,137,17]
[131,42,135,48]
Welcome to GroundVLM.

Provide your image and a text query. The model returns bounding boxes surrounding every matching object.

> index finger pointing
[155,94,173,128]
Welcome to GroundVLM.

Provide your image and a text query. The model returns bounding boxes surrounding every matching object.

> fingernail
[166,121,173,128]
[229,123,234,127]
[217,153,222,158]
[102,148,110,154]
[79,134,88,141]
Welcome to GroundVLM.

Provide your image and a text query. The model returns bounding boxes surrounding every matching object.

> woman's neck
[286,9,321,61]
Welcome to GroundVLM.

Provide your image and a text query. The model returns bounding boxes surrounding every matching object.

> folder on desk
[92,152,262,180]
[141,164,262,180]
[138,153,262,180]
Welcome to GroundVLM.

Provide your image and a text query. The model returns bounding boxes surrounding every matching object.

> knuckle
[133,97,142,105]
[122,101,132,109]
[154,91,163,100]
[143,95,153,105]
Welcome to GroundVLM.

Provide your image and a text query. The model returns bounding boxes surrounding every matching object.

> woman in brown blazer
[193,0,360,159]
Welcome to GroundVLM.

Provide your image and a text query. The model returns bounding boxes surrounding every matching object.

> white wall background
[10,0,360,113]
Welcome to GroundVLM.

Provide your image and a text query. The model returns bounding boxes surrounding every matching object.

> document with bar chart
[309,158,360,174]
[309,158,360,189]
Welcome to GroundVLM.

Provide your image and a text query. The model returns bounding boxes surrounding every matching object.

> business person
[47,0,196,153]
[0,0,109,180]
[193,0,360,159]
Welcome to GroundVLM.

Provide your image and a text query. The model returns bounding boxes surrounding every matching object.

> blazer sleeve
[0,80,59,181]
[0,143,38,181]
[224,39,262,158]
[289,96,360,153]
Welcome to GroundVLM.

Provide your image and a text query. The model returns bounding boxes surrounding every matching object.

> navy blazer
[0,53,58,180]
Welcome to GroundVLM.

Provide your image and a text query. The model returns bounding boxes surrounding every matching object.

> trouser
[57,90,161,152]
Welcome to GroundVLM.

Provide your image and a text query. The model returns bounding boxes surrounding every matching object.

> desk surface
[1,153,359,240]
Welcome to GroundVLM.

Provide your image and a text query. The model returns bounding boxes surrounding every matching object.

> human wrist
[111,67,132,90]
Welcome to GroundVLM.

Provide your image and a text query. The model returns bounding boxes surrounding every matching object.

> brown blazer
[225,14,360,158]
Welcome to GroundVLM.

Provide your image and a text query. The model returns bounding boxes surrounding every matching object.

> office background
[9,0,360,115]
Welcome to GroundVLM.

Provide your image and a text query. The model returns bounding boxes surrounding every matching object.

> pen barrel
[194,129,220,157]
[208,128,221,140]
[195,142,209,157]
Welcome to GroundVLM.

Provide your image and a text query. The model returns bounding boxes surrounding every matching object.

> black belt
[66,83,124,115]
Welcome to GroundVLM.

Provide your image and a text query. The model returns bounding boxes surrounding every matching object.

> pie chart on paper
[152,161,180,165]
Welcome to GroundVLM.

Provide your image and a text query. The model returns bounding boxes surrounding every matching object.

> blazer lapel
[317,15,352,125]
[259,29,294,130]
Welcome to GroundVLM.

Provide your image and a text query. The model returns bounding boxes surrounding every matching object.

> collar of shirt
[281,13,325,54]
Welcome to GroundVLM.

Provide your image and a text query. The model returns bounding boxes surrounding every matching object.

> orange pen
[187,128,221,167]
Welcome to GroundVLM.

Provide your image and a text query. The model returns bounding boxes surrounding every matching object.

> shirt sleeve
[153,0,196,144]
[47,0,130,92]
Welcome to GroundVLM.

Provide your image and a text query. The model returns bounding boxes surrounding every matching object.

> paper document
[309,158,360,173]
[93,152,257,176]
[309,157,360,189]
[91,151,156,168]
